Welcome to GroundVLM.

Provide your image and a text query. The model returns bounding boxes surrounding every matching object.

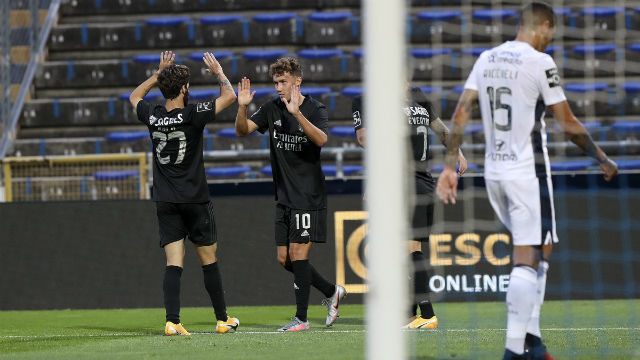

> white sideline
[2,328,639,339]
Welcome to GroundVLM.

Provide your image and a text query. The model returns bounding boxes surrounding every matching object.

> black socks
[163,265,183,324]
[292,260,311,322]
[411,251,435,319]
[284,262,335,298]
[202,262,228,321]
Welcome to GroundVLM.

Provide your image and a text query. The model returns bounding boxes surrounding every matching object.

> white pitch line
[2,328,638,339]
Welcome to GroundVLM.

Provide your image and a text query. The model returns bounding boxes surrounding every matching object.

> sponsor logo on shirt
[273,128,309,152]
[545,68,561,88]
[274,119,282,127]
[197,101,212,112]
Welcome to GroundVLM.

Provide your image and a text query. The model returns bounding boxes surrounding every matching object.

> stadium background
[0,0,639,358]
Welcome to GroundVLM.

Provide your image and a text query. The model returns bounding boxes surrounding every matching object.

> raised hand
[158,50,175,73]
[436,166,459,205]
[238,77,256,106]
[203,52,223,77]
[282,84,301,115]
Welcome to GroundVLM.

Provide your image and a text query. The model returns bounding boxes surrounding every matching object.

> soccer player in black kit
[234,57,346,331]
[353,85,467,329]
[129,51,239,335]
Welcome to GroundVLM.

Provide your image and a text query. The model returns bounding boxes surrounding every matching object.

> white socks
[505,266,538,354]
[526,260,549,339]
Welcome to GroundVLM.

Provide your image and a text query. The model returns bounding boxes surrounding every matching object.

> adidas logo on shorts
[301,230,310,237]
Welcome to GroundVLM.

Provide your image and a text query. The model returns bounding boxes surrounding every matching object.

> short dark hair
[519,2,556,29]
[269,57,303,78]
[157,64,190,100]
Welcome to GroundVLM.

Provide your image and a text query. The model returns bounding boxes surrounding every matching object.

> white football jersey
[464,41,566,180]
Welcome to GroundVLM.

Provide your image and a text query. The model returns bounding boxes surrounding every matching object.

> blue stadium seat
[565,44,617,78]
[118,91,162,102]
[104,131,149,153]
[576,7,625,40]
[554,7,579,40]
[260,165,273,176]
[345,49,363,81]
[631,8,640,37]
[563,82,615,117]
[237,49,289,83]
[249,12,299,45]
[143,17,195,48]
[200,15,247,46]
[329,126,356,137]
[298,49,346,81]
[626,44,640,76]
[471,9,518,43]
[611,121,640,134]
[190,89,220,101]
[622,82,640,116]
[550,160,592,172]
[105,131,148,142]
[322,165,363,176]
[410,48,459,81]
[304,12,359,45]
[129,53,183,84]
[615,159,640,170]
[94,170,138,181]
[331,87,362,121]
[465,123,484,135]
[184,51,236,84]
[411,10,463,44]
[49,23,141,51]
[429,163,478,173]
[206,166,252,178]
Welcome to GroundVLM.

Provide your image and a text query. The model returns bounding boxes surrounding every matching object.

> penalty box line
[2,328,639,339]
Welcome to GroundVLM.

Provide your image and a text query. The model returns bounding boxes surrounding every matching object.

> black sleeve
[352,95,364,131]
[194,101,216,129]
[411,87,436,120]
[311,103,329,134]
[250,103,270,134]
[136,100,151,125]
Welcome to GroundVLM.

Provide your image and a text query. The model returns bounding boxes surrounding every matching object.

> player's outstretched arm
[283,84,328,147]
[429,117,467,175]
[235,77,259,136]
[436,89,477,204]
[549,101,618,181]
[203,52,237,114]
[129,50,174,108]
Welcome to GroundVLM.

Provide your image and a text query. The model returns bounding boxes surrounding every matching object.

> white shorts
[485,176,558,246]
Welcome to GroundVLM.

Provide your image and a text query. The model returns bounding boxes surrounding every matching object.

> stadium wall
[0,174,638,310]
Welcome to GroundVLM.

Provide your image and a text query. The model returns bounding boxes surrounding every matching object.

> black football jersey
[137,100,216,203]
[352,87,435,174]
[250,95,329,210]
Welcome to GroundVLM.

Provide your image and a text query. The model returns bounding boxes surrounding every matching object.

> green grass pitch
[1,300,638,359]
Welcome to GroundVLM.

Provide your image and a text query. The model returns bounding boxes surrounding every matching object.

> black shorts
[155,201,217,247]
[412,172,435,242]
[274,204,327,246]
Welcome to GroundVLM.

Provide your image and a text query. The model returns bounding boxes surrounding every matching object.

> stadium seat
[189,89,220,102]
[553,7,578,39]
[410,10,463,44]
[199,15,248,47]
[143,17,196,48]
[471,9,518,43]
[104,131,150,153]
[94,170,139,181]
[21,97,125,127]
[565,44,617,78]
[332,87,362,121]
[631,7,640,37]
[322,165,363,177]
[301,86,333,106]
[622,82,640,116]
[105,131,148,142]
[248,13,300,45]
[410,48,460,81]
[459,47,490,76]
[298,49,346,82]
[575,7,625,40]
[429,163,478,173]
[345,49,363,81]
[259,165,273,176]
[213,128,261,150]
[128,53,183,84]
[550,160,592,172]
[328,126,358,148]
[625,44,640,76]
[184,51,236,85]
[92,170,140,199]
[35,59,129,89]
[304,12,360,45]
[206,166,252,178]
[117,91,162,124]
[329,126,356,137]
[563,83,615,117]
[615,159,640,170]
[237,49,289,83]
[611,121,640,138]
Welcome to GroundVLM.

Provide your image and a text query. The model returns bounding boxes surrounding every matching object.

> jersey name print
[464,41,567,180]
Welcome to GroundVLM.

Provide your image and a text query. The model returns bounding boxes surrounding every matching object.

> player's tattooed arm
[129,51,174,108]
[203,52,237,113]
[431,117,468,175]
[550,101,618,181]
[444,89,477,169]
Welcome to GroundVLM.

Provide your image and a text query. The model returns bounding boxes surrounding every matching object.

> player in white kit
[435,2,618,359]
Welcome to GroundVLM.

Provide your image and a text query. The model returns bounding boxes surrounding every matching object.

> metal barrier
[2,153,147,202]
